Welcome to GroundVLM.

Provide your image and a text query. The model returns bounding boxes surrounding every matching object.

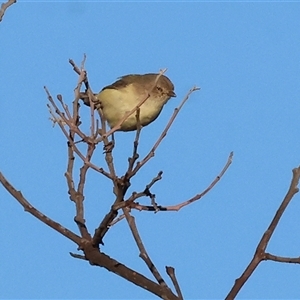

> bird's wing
[102,75,137,91]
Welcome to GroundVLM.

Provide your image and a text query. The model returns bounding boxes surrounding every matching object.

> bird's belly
[101,89,164,131]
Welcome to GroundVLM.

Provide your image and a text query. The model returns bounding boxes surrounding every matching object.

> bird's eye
[156,86,163,92]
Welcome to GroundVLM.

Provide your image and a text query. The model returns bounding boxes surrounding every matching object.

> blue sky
[1,1,300,299]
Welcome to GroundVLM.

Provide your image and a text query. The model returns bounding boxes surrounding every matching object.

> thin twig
[166,267,183,300]
[0,0,16,22]
[265,253,300,264]
[57,94,72,120]
[69,252,87,260]
[69,59,81,75]
[126,108,142,173]
[122,207,168,287]
[131,86,200,177]
[165,151,233,211]
[69,56,89,90]
[108,213,126,227]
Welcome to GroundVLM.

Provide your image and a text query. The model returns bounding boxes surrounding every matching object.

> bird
[94,73,176,131]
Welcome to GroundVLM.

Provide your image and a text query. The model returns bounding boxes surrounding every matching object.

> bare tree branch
[0,172,82,245]
[225,166,300,300]
[2,56,226,299]
[0,172,180,299]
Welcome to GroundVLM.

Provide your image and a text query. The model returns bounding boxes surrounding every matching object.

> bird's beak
[168,91,176,97]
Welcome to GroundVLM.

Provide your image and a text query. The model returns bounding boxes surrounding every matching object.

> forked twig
[111,171,163,214]
[225,166,300,300]
[45,87,87,141]
[123,152,233,212]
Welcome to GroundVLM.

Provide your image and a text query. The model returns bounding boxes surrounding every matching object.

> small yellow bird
[95,73,176,131]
